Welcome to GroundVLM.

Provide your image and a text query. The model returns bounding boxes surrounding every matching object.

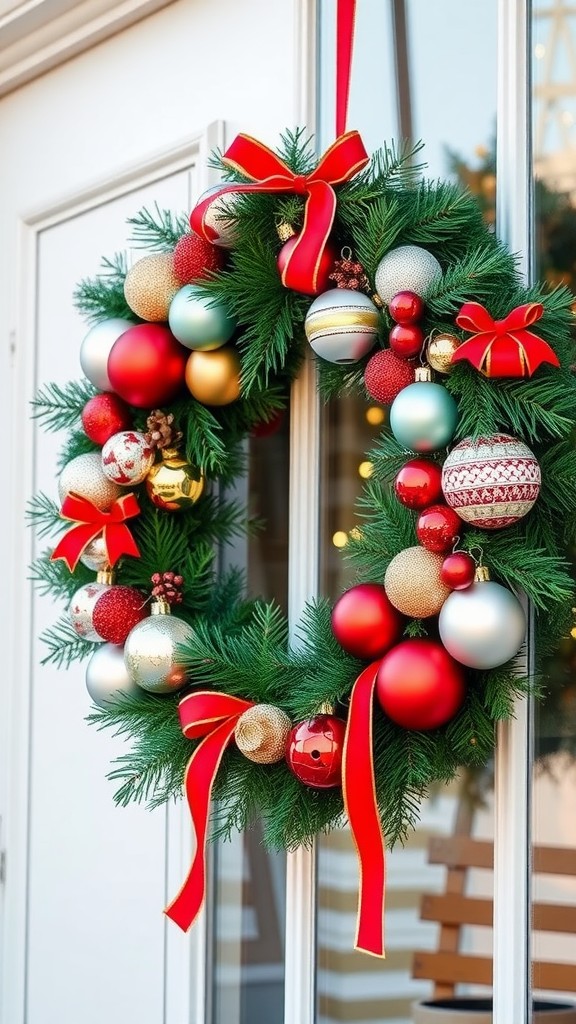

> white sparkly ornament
[80,536,110,571]
[124,599,193,694]
[441,433,541,529]
[375,245,442,305]
[439,567,526,669]
[195,185,240,248]
[86,642,142,708]
[79,318,133,391]
[69,572,113,642]
[59,452,123,509]
[101,431,155,486]
[304,288,380,364]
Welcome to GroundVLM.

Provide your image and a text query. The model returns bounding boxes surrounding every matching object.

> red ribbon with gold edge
[342,660,387,958]
[452,301,560,377]
[50,492,141,572]
[165,691,255,932]
[190,131,369,294]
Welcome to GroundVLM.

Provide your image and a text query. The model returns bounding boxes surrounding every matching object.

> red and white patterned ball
[441,433,541,529]
[101,431,155,486]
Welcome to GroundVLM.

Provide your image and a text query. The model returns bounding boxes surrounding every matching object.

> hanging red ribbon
[342,660,387,958]
[50,492,141,572]
[190,132,368,294]
[165,690,255,932]
[452,301,560,378]
[336,0,357,137]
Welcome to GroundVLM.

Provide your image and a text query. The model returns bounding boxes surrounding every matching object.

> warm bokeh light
[349,527,362,541]
[365,406,385,426]
[358,460,374,479]
[332,531,348,548]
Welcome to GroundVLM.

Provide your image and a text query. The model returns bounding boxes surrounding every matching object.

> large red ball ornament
[107,324,188,408]
[394,458,443,510]
[172,232,226,285]
[389,323,424,359]
[416,504,462,553]
[376,639,466,730]
[440,552,476,590]
[277,236,336,295]
[331,583,404,660]
[81,393,132,445]
[286,714,346,788]
[364,348,416,405]
[389,290,425,324]
[92,586,148,645]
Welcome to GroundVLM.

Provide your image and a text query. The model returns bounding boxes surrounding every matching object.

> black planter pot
[412,997,576,1023]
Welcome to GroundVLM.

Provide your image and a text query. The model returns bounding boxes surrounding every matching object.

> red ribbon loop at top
[452,301,560,377]
[50,492,141,572]
[342,660,386,958]
[190,131,369,294]
[165,691,255,932]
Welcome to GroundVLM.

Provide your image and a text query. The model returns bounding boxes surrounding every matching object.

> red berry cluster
[388,290,425,359]
[328,256,370,292]
[151,571,184,604]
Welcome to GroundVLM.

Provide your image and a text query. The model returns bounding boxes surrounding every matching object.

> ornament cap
[474,565,490,583]
[161,447,180,461]
[415,365,432,382]
[96,570,114,585]
[318,701,336,715]
[276,221,296,242]
[151,597,171,615]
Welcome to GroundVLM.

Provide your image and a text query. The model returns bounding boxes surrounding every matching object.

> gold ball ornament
[124,253,180,322]
[426,333,461,374]
[58,453,123,510]
[185,347,241,406]
[384,546,451,618]
[234,705,292,764]
[145,448,205,511]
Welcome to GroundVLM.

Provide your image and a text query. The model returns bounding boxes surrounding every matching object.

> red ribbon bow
[343,661,387,958]
[190,131,369,294]
[50,492,141,572]
[452,301,560,377]
[165,691,255,932]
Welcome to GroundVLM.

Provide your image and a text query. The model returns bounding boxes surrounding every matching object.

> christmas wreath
[30,125,576,957]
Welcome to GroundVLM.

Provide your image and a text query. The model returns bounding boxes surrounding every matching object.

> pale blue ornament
[389,372,458,452]
[168,285,236,350]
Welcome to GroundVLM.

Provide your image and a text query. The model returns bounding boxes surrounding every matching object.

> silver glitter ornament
[438,567,526,669]
[375,245,442,305]
[124,599,192,694]
[69,572,113,642]
[79,318,133,391]
[304,288,380,364]
[58,453,123,509]
[85,642,141,708]
[168,285,236,350]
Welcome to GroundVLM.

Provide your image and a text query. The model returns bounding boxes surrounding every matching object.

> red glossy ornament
[277,236,336,295]
[172,232,226,285]
[286,714,346,788]
[394,458,443,510]
[331,583,404,660]
[376,638,466,730]
[81,393,131,445]
[389,290,425,324]
[416,504,462,553]
[364,348,415,405]
[389,323,424,359]
[92,585,148,645]
[440,551,476,590]
[107,324,188,408]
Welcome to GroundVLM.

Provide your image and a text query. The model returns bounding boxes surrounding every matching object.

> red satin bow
[190,131,369,294]
[50,492,141,572]
[165,691,255,932]
[343,661,387,958]
[452,301,560,377]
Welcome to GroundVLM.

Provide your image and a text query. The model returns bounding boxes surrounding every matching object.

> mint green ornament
[168,285,236,351]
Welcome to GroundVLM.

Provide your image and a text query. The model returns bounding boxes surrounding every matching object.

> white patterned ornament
[58,452,123,509]
[101,431,155,486]
[69,572,113,642]
[124,599,193,694]
[304,288,380,364]
[375,245,442,305]
[441,433,541,529]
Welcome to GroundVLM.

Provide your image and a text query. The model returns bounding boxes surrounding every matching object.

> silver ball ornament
[390,380,459,452]
[168,285,236,350]
[86,643,141,707]
[59,453,123,509]
[439,578,526,669]
[80,536,110,571]
[79,318,134,391]
[304,288,380,364]
[124,609,193,694]
[69,580,111,642]
[375,245,442,305]
[195,185,240,248]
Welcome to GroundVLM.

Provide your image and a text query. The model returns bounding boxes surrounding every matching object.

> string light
[359,461,374,479]
[332,531,348,548]
[365,406,385,426]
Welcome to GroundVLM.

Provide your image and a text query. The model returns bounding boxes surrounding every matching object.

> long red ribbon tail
[336,0,357,136]
[164,717,240,931]
[343,661,386,958]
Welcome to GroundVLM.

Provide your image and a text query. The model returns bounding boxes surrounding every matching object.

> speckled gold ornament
[124,598,192,694]
[185,346,241,406]
[145,448,204,510]
[58,453,123,510]
[426,332,460,374]
[384,546,451,618]
[234,704,292,764]
[124,253,180,322]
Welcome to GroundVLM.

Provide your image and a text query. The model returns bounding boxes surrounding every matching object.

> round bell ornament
[85,642,142,708]
[389,366,459,452]
[168,285,236,350]
[375,245,442,305]
[79,318,134,391]
[58,453,123,510]
[286,713,346,789]
[124,597,193,694]
[439,565,526,669]
[146,448,205,511]
[69,570,114,642]
[101,431,155,486]
[235,705,292,764]
[304,288,380,364]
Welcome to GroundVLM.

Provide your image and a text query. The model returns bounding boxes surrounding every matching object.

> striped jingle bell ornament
[304,288,380,364]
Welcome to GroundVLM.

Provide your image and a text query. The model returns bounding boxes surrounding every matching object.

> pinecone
[144,410,182,450]
[329,256,370,292]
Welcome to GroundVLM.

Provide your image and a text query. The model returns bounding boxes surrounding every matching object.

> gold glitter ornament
[234,705,292,764]
[124,598,192,694]
[58,453,123,510]
[124,253,180,322]
[384,546,451,618]
[426,332,461,374]
[146,448,205,511]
